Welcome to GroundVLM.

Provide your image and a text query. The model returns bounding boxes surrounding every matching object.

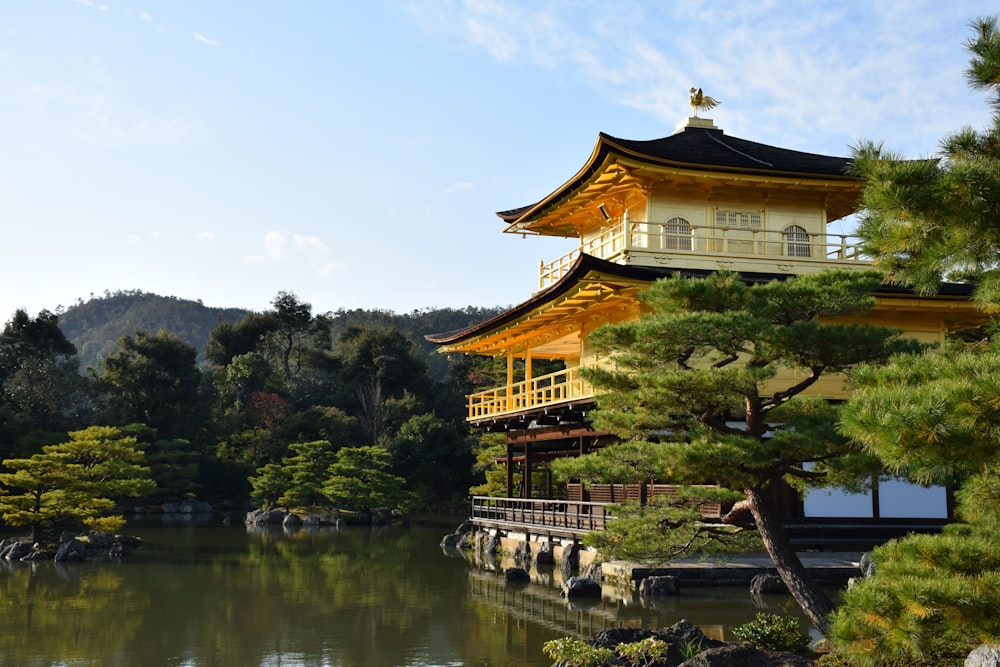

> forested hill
[57,291,251,370]
[55,290,507,378]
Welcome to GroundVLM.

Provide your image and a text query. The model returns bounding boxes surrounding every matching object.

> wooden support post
[524,444,533,500]
[506,441,514,499]
[525,349,533,407]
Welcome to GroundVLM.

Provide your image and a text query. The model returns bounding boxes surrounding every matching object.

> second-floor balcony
[540,221,869,289]
[467,366,593,422]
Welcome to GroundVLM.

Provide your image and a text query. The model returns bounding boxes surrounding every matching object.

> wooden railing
[540,222,869,288]
[471,496,611,538]
[467,366,593,420]
[470,485,722,539]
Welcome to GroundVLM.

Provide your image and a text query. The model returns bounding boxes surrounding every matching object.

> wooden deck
[471,486,724,541]
[470,496,611,540]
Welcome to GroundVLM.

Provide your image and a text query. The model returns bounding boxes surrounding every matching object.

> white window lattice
[783,224,811,257]
[662,217,692,250]
[716,209,762,254]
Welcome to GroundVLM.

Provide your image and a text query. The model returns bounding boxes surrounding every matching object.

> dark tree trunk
[745,486,835,635]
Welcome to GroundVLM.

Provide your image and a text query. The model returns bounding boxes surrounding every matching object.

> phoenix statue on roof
[689,87,720,117]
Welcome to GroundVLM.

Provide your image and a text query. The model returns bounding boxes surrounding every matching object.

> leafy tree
[1,309,77,359]
[468,432,511,497]
[0,453,79,543]
[572,269,922,634]
[321,446,408,512]
[93,330,204,439]
[204,312,279,367]
[0,426,155,541]
[0,309,89,450]
[248,440,341,508]
[275,405,356,445]
[385,413,475,508]
[849,16,1000,308]
[247,461,290,509]
[270,291,316,381]
[332,327,433,409]
[145,438,201,502]
[226,352,276,401]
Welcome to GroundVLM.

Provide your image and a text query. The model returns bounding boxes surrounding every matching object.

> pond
[0,516,809,666]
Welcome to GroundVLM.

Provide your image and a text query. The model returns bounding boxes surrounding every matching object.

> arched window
[784,224,810,257]
[663,217,692,250]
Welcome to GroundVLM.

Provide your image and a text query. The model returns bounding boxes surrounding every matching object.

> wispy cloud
[193,33,219,47]
[76,91,195,146]
[404,0,989,155]
[445,181,474,194]
[262,231,329,260]
[196,232,216,242]
[72,0,110,12]
[139,11,167,33]
[248,231,339,274]
[126,231,160,244]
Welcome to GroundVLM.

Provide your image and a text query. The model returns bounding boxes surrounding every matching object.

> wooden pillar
[506,441,514,499]
[525,349,533,407]
[524,444,533,500]
[506,353,514,412]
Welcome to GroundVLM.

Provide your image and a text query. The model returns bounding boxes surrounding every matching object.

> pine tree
[829,17,1000,663]
[850,16,1000,308]
[832,345,1000,664]
[0,426,155,541]
[570,269,922,634]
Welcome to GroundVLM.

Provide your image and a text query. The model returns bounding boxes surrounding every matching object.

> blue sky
[1,1,994,320]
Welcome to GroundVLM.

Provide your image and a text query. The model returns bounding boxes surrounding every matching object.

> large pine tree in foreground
[559,269,921,635]
[826,16,1000,665]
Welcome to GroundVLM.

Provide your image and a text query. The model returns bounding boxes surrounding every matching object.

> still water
[0,516,807,667]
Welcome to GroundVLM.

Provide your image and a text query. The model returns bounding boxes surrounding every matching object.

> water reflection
[0,519,811,666]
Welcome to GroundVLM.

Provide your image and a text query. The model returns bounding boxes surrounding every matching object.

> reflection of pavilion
[466,567,717,641]
[465,566,820,643]
[430,110,988,547]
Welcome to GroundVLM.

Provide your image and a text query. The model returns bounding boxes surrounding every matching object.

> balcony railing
[540,221,869,288]
[467,366,592,421]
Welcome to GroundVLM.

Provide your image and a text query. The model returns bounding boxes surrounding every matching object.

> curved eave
[426,255,983,355]
[425,255,668,354]
[499,129,860,234]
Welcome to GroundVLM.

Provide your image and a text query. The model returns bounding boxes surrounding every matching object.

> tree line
[0,291,512,539]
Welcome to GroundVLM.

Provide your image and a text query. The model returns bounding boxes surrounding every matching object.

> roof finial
[689,87,720,117]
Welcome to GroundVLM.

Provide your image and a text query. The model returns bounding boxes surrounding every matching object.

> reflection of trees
[232,524,450,666]
[117,522,482,667]
[0,523,699,666]
[0,562,148,666]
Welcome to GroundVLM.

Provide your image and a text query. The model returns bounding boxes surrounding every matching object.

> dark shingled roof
[607,128,852,176]
[498,125,856,223]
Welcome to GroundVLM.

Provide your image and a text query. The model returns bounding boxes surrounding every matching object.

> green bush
[731,613,812,654]
[616,637,670,667]
[541,637,613,667]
